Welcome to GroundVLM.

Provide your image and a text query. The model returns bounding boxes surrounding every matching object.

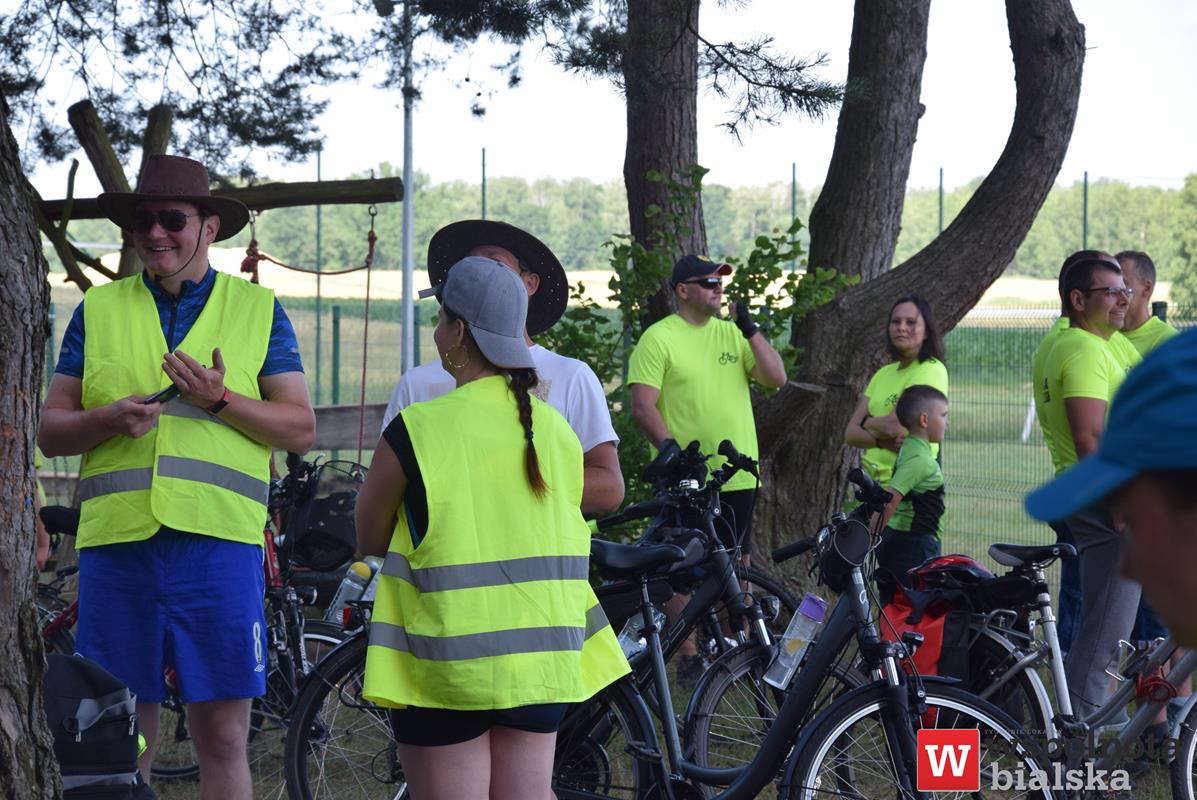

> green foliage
[1172,174,1197,306]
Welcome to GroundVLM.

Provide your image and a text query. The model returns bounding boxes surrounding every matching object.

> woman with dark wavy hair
[355,257,628,799]
[844,294,949,484]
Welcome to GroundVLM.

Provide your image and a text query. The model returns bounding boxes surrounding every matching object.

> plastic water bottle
[763,593,828,689]
[617,607,668,660]
[324,561,374,622]
[358,556,385,603]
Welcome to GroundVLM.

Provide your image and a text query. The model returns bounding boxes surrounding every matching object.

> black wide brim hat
[97,154,250,242]
[427,220,567,336]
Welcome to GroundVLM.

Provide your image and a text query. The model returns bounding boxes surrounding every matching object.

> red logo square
[917,729,980,792]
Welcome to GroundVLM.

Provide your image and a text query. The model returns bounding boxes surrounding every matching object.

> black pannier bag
[44,653,155,799]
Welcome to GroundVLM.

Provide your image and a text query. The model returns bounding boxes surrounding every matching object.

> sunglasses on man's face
[131,209,200,233]
[681,277,723,290]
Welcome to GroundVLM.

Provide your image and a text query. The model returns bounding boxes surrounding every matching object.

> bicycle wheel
[553,678,658,800]
[284,634,405,800]
[683,642,865,795]
[151,620,346,789]
[964,627,1053,741]
[1171,699,1197,800]
[781,681,1053,799]
[248,619,348,799]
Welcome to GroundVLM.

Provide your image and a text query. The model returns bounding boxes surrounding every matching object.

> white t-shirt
[382,345,619,453]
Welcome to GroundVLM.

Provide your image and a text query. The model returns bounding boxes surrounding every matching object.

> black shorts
[389,703,569,747]
[719,489,758,556]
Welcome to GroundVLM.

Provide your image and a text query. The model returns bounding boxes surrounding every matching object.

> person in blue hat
[1027,328,1197,648]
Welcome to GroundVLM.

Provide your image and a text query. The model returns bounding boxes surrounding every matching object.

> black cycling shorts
[389,702,570,747]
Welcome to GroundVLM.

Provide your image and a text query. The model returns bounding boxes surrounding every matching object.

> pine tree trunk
[0,94,60,799]
[623,0,707,325]
[757,0,1086,571]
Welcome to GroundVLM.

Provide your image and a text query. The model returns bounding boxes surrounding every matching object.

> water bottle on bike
[763,593,828,689]
[325,560,375,622]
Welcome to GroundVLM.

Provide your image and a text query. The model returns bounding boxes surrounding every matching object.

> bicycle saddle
[988,542,1076,568]
[590,538,686,579]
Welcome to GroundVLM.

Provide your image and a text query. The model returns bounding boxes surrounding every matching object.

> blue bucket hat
[1026,328,1197,522]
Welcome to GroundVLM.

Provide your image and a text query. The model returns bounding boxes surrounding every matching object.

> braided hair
[508,367,548,498]
[443,303,548,498]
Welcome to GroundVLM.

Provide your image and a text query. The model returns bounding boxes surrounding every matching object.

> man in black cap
[382,219,624,513]
[39,154,315,796]
[627,254,786,556]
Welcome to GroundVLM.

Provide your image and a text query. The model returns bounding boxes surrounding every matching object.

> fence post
[1152,300,1168,322]
[332,305,341,406]
[1082,170,1089,250]
[414,305,421,368]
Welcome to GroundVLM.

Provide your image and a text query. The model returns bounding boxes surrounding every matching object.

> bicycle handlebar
[771,536,817,564]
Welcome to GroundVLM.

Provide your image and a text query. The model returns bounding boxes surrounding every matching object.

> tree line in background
[53,167,1197,301]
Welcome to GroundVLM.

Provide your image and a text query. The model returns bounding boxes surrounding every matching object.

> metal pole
[938,168,944,235]
[332,305,342,406]
[1082,170,1089,250]
[399,0,416,375]
[315,146,323,405]
[790,162,797,272]
[482,147,488,220]
[1152,300,1168,322]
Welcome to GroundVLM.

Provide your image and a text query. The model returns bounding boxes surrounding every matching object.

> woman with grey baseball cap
[353,257,629,797]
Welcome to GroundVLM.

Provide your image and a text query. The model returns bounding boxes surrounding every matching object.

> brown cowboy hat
[97,155,250,242]
[427,220,567,336]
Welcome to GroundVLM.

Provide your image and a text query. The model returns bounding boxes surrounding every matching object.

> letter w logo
[917,729,980,791]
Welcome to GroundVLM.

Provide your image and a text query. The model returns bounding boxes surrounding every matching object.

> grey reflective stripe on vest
[381,553,590,593]
[78,468,153,502]
[157,455,268,504]
[585,602,610,640]
[370,621,585,661]
[61,771,140,790]
[162,399,230,427]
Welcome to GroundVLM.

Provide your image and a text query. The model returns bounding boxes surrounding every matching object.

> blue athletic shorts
[76,529,267,704]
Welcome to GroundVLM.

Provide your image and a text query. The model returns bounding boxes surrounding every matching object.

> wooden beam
[313,403,388,452]
[39,177,405,222]
[67,100,142,276]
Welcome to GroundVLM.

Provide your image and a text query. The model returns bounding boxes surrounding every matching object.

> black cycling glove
[730,299,759,339]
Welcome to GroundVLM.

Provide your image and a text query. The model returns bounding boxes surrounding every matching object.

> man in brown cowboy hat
[39,154,315,796]
[381,219,625,513]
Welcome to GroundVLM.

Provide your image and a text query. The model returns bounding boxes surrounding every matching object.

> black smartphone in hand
[143,385,181,405]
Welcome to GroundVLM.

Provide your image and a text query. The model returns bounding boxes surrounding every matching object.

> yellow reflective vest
[363,375,629,710]
[77,272,274,548]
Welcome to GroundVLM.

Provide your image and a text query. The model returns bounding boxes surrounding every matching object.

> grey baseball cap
[419,256,535,369]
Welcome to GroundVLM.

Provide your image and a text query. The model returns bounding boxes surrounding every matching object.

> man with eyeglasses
[1037,252,1142,720]
[39,154,315,797]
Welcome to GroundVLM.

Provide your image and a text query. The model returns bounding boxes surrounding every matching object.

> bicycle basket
[285,460,366,571]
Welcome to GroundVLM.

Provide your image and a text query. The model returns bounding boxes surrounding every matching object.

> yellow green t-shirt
[860,358,949,485]
[886,436,945,537]
[1121,316,1179,357]
[1039,326,1128,475]
[1034,318,1140,420]
[627,315,759,492]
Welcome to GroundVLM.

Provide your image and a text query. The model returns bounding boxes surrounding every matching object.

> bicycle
[281,440,802,799]
[284,464,1048,799]
[915,539,1197,798]
[36,453,363,796]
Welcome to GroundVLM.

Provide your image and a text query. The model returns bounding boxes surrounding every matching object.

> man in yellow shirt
[1116,250,1179,357]
[1038,252,1139,719]
[628,255,787,561]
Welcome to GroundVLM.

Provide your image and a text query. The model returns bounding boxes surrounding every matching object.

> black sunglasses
[680,277,723,289]
[131,209,201,233]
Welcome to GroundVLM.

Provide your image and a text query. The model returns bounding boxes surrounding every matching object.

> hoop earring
[442,344,470,371]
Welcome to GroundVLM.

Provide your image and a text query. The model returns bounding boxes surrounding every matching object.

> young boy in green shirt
[874,384,948,602]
